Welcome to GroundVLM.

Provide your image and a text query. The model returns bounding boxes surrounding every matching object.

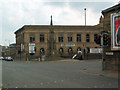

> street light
[83,8,87,60]
[84,8,86,26]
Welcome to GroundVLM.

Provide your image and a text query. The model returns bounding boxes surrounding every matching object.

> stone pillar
[56,33,58,43]
[24,33,29,54]
[82,33,86,43]
[64,33,67,43]
[73,33,76,43]
[35,33,39,44]
[45,34,47,43]
[90,33,94,43]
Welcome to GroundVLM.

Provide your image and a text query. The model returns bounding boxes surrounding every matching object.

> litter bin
[42,55,45,61]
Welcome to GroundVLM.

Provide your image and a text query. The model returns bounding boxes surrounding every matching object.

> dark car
[4,57,13,61]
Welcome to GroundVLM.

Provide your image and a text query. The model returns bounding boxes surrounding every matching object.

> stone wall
[102,3,120,71]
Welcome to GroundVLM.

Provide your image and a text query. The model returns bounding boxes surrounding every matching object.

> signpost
[90,48,103,53]
[105,52,114,55]
[29,43,36,54]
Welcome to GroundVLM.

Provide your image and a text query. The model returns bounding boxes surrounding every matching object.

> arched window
[40,48,45,55]
[68,47,73,53]
[59,48,64,54]
[77,47,81,51]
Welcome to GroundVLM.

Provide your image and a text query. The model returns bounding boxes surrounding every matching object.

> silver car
[0,57,4,60]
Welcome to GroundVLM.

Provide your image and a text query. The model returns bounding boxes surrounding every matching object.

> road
[2,59,118,88]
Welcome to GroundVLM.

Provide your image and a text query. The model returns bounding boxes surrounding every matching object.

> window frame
[40,34,45,42]
[94,34,98,42]
[59,47,64,54]
[86,34,90,42]
[58,34,63,42]
[77,34,81,42]
[30,34,35,43]
[40,48,45,54]
[77,47,81,51]
[68,47,73,53]
[68,34,72,42]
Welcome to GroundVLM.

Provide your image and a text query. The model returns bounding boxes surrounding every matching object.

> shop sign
[65,44,75,47]
[106,52,114,55]
[29,43,35,53]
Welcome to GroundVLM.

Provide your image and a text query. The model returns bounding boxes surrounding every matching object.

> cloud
[43,2,102,25]
[1,0,118,45]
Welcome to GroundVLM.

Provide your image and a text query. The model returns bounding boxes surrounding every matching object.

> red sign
[115,16,120,46]
[111,13,120,50]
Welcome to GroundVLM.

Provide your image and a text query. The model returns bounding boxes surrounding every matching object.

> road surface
[2,59,118,88]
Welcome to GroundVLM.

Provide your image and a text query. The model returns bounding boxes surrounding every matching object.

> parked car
[0,57,4,60]
[4,57,13,61]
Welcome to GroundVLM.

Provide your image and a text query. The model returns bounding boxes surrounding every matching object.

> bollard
[42,55,45,61]
[27,58,29,61]
[39,58,40,61]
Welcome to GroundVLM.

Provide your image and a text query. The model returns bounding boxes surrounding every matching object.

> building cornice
[102,3,120,15]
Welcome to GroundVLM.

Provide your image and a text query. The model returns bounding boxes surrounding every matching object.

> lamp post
[84,8,87,60]
[84,8,86,26]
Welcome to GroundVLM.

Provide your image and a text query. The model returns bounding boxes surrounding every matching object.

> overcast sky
[0,0,119,46]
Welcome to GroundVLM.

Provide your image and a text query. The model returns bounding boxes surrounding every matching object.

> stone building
[102,3,120,71]
[1,44,16,58]
[15,16,103,60]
